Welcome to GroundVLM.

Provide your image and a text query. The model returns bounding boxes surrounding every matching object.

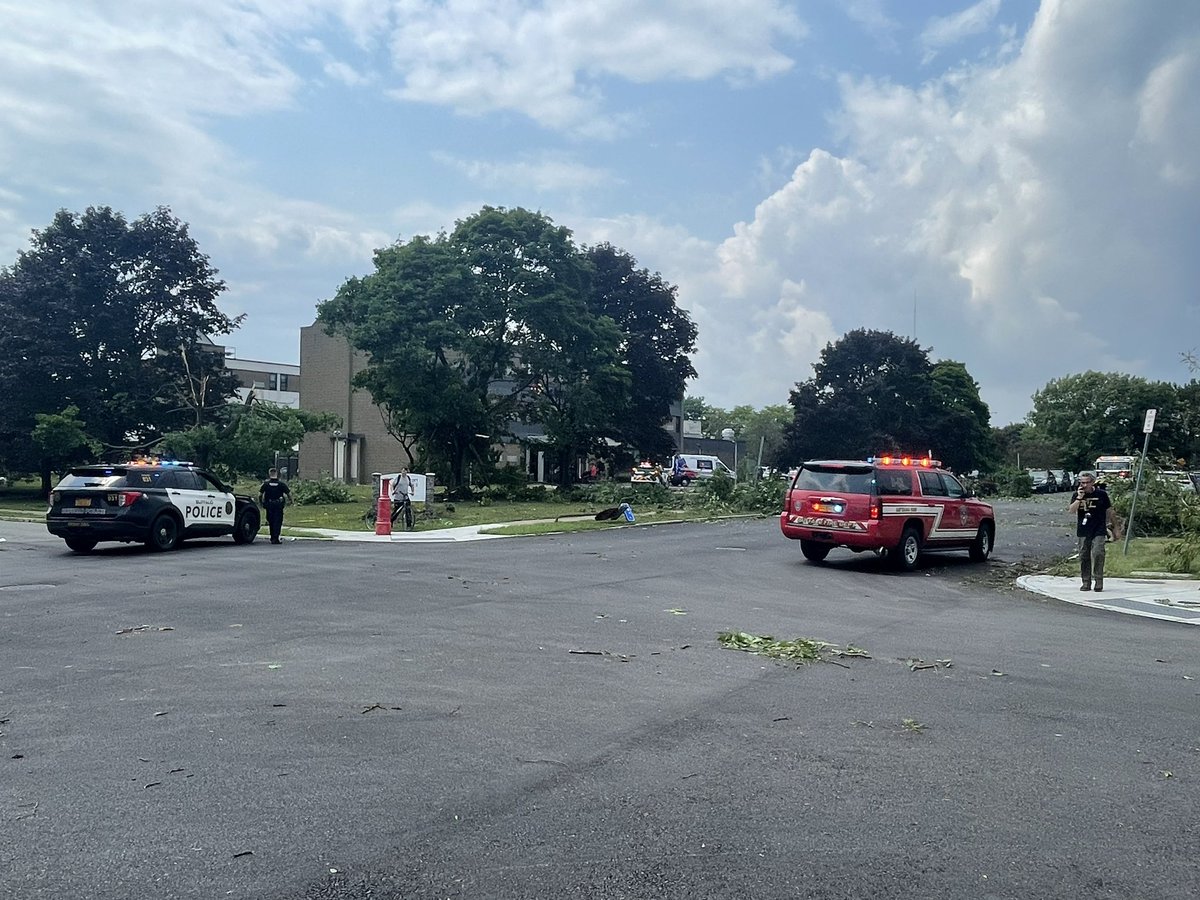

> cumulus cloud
[676,0,1200,422]
[382,0,805,136]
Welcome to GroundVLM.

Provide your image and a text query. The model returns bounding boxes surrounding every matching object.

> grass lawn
[0,479,712,533]
[1045,537,1197,578]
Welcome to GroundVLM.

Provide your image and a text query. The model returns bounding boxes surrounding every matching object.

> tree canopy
[780,329,993,473]
[317,206,696,487]
[1029,371,1195,470]
[0,206,243,488]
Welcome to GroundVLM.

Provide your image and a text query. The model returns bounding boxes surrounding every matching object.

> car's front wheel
[65,537,97,553]
[800,540,831,563]
[146,513,181,552]
[969,522,994,562]
[233,508,260,544]
[894,525,922,571]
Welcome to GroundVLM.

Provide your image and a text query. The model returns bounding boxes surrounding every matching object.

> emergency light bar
[869,454,942,468]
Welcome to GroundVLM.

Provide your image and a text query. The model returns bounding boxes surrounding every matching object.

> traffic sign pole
[1123,409,1156,555]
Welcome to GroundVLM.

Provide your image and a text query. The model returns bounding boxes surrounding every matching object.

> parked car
[46,459,260,553]
[780,455,995,570]
[1027,469,1058,494]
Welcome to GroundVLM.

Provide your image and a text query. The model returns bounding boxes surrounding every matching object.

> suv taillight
[115,491,142,507]
[869,499,881,520]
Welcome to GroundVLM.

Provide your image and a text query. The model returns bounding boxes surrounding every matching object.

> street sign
[1143,408,1157,434]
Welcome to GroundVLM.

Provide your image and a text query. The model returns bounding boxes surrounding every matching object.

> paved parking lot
[3,512,1199,899]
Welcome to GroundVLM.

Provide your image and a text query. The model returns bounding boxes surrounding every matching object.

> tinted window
[794,465,875,493]
[164,470,206,490]
[876,470,913,496]
[56,470,127,489]
[942,473,966,499]
[918,471,948,497]
[697,460,713,471]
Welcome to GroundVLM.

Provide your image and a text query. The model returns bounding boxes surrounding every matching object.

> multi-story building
[223,354,301,409]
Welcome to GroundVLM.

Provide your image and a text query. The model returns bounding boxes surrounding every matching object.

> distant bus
[1093,455,1136,480]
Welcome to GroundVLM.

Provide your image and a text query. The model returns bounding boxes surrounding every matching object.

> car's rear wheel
[146,513,181,552]
[800,540,831,563]
[969,522,994,562]
[64,537,97,553]
[233,508,260,544]
[894,525,922,571]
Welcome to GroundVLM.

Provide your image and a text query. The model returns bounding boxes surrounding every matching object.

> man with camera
[1068,471,1120,592]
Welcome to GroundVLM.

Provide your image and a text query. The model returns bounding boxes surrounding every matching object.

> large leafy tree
[0,206,241,489]
[584,244,696,460]
[1029,372,1184,470]
[928,361,996,473]
[319,207,681,488]
[781,329,992,472]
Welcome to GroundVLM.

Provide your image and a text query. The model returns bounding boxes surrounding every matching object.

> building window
[278,374,289,391]
[268,373,278,390]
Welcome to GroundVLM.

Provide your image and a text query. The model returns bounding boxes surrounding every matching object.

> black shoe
[1093,579,1103,592]
[1080,583,1091,591]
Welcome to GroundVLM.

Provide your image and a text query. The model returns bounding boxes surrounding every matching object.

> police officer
[258,467,291,544]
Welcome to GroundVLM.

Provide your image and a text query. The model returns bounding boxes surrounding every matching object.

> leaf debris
[717,632,869,667]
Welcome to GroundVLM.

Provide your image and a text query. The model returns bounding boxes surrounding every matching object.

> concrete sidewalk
[1017,573,1200,625]
[287,524,505,543]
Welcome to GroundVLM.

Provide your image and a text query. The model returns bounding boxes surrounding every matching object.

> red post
[375,477,392,536]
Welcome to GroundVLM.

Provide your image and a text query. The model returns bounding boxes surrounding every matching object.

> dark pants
[265,503,284,542]
[1078,534,1105,585]
[390,496,410,525]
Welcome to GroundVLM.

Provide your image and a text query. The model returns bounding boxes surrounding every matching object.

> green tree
[0,206,241,488]
[319,208,683,488]
[928,361,995,473]
[31,406,101,483]
[160,401,339,478]
[585,244,697,460]
[1029,372,1183,471]
[781,329,992,471]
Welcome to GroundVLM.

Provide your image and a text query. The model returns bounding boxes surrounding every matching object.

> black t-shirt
[259,478,291,506]
[1075,487,1110,538]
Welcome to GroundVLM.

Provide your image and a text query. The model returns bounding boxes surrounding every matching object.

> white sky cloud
[0,0,1196,429]
[920,0,1002,63]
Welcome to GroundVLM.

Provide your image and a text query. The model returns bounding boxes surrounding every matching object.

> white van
[668,454,735,486]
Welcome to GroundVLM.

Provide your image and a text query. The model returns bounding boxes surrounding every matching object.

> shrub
[1106,477,1194,537]
[290,476,354,506]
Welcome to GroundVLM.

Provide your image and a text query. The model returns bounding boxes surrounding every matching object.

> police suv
[46,460,261,553]
[779,455,996,571]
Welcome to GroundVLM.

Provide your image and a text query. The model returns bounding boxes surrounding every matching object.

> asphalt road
[2,500,1198,900]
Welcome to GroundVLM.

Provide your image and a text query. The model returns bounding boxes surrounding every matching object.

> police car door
[166,470,230,535]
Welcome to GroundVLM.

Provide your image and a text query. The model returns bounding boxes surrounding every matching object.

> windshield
[793,464,875,494]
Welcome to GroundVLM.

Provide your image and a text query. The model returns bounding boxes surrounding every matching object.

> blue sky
[2,0,1197,426]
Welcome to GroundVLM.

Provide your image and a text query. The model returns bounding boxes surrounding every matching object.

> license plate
[75,497,92,507]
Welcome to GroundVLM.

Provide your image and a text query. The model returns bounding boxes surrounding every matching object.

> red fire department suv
[779,456,995,570]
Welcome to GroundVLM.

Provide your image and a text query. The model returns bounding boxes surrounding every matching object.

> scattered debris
[153,711,168,717]
[568,649,604,656]
[14,801,38,820]
[901,718,927,733]
[115,624,174,635]
[361,704,402,714]
[990,669,1008,677]
[665,608,688,615]
[905,658,952,671]
[232,850,254,859]
[717,631,870,667]
[1160,771,1174,779]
